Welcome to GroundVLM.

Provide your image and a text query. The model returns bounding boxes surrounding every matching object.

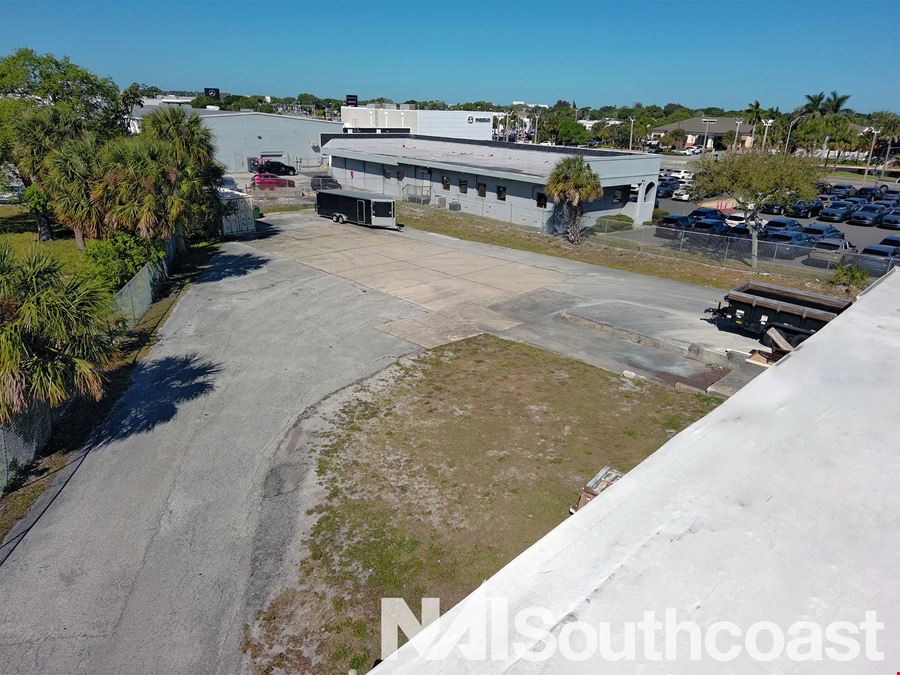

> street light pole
[701,118,716,153]
[881,141,894,179]
[733,118,743,152]
[783,115,805,156]
[761,119,774,151]
[628,116,636,151]
[862,128,881,184]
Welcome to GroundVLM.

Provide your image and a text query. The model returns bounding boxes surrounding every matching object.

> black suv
[257,160,296,176]
[310,175,341,191]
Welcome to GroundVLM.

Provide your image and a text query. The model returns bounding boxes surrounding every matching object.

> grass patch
[396,203,855,297]
[0,205,85,275]
[0,240,219,544]
[243,335,720,673]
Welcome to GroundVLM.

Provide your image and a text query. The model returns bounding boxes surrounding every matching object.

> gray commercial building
[322,135,661,227]
[131,106,342,172]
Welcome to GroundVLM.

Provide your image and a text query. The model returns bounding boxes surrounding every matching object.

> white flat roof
[322,136,655,184]
[380,271,900,673]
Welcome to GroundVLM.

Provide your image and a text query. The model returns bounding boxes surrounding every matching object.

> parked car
[878,235,900,248]
[847,204,886,226]
[672,185,695,201]
[669,169,694,180]
[655,215,693,237]
[807,238,856,266]
[877,208,900,229]
[829,184,857,198]
[854,245,900,276]
[854,186,882,202]
[816,181,833,194]
[882,189,900,203]
[843,196,870,208]
[788,198,824,218]
[687,207,725,221]
[873,199,898,210]
[310,174,342,191]
[763,230,814,256]
[763,217,802,233]
[251,173,296,189]
[759,200,786,215]
[801,223,845,240]
[819,200,858,222]
[256,160,296,176]
[655,183,676,198]
[726,225,753,239]
[688,218,729,237]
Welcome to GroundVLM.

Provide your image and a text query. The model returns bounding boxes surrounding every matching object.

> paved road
[0,214,762,673]
[0,246,423,673]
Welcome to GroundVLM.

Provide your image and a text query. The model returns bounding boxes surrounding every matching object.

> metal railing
[596,225,897,278]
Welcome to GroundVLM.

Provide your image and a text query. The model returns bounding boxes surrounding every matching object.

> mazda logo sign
[467,116,474,124]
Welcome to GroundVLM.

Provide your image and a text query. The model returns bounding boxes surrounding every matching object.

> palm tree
[0,244,114,425]
[44,133,105,251]
[11,105,83,242]
[140,107,219,255]
[823,91,851,116]
[545,157,603,244]
[802,92,826,117]
[92,136,179,242]
[745,100,764,146]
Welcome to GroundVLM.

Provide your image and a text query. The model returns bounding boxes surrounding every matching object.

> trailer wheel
[337,215,345,224]
[331,215,338,223]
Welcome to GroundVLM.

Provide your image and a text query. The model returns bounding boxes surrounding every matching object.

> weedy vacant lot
[243,335,720,673]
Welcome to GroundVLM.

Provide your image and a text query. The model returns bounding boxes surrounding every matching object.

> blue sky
[1,0,898,113]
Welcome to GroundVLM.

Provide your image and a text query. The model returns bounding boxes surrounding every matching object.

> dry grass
[397,203,858,298]
[243,335,720,674]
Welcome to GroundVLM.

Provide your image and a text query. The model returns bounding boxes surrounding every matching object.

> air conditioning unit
[449,202,461,212]
[435,196,447,208]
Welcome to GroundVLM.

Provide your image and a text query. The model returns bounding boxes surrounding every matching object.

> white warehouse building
[322,135,661,227]
[340,106,495,140]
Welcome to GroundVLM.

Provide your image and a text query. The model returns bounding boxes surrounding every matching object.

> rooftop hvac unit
[435,196,447,208]
[449,202,461,212]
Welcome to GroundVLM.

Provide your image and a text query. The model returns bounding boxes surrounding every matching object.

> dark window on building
[459,179,468,194]
[442,176,450,190]
[497,186,507,201]
[613,188,627,204]
[477,182,487,198]
[536,192,547,208]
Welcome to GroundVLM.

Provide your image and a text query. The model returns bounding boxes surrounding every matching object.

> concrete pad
[378,303,521,348]
[364,240,456,260]
[297,249,400,274]
[412,250,510,276]
[341,261,454,292]
[390,277,515,311]
[460,262,570,294]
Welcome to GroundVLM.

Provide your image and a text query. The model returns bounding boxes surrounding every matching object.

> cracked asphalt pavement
[0,243,422,674]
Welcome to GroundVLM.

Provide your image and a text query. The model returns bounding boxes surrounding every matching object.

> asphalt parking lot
[657,197,894,251]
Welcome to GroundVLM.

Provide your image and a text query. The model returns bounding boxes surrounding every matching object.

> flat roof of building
[321,134,654,184]
[130,105,341,125]
[382,270,900,673]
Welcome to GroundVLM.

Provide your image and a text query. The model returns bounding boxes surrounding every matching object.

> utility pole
[733,118,743,152]
[862,128,881,184]
[760,119,774,151]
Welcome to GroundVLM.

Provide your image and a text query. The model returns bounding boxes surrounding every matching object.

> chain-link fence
[596,224,898,279]
[112,238,177,327]
[1,403,52,492]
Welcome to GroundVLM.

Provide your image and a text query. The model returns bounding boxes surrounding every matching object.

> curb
[560,311,750,369]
